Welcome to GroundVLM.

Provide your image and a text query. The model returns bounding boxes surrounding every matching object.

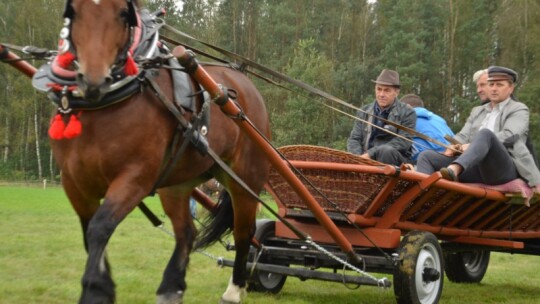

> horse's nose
[76,73,113,103]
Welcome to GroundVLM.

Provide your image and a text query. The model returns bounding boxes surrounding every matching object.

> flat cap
[488,66,517,83]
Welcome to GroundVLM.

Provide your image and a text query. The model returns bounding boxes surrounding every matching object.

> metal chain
[194,248,225,264]
[156,223,175,238]
[152,217,387,287]
[154,220,226,264]
[304,237,390,288]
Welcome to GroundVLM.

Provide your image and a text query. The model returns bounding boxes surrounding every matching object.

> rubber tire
[247,220,288,294]
[394,231,444,304]
[444,250,490,283]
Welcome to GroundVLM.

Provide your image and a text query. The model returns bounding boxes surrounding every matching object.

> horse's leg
[60,173,116,303]
[78,181,150,304]
[62,174,102,252]
[156,186,196,304]
[220,186,260,304]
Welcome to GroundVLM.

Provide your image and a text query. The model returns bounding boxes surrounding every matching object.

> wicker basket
[267,145,390,213]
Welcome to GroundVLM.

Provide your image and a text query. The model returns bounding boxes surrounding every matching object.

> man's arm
[347,115,365,154]
[454,106,482,144]
[497,103,529,147]
[366,105,416,157]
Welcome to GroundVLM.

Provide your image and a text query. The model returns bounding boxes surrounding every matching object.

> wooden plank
[362,176,399,217]
[472,204,511,230]
[442,236,524,249]
[275,219,401,249]
[460,200,501,228]
[431,195,472,226]
[415,191,456,223]
[446,199,487,227]
[401,187,439,220]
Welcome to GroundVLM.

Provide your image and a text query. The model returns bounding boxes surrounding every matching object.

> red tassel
[56,52,76,69]
[63,114,82,139]
[49,114,66,140]
[124,52,139,76]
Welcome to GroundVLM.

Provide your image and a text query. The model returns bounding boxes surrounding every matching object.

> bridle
[59,0,139,77]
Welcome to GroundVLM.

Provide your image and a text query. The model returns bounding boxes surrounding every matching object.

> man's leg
[416,150,455,175]
[374,145,407,166]
[454,129,518,185]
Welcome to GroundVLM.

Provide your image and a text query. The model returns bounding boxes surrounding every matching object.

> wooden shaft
[0,45,37,78]
[173,45,357,258]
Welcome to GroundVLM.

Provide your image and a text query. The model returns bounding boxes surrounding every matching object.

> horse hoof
[219,298,240,304]
[156,291,184,304]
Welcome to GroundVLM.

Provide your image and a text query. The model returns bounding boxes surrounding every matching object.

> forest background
[1,0,539,183]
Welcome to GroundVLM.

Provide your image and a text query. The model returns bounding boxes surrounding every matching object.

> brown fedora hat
[372,69,400,87]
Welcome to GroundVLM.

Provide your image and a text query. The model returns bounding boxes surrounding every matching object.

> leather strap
[160,26,458,153]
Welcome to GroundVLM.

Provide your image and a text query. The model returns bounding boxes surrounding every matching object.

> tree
[271,39,347,148]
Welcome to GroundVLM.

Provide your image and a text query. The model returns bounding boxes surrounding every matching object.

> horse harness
[29,7,243,195]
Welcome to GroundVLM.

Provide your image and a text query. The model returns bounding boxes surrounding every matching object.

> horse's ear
[127,0,138,27]
[63,0,75,20]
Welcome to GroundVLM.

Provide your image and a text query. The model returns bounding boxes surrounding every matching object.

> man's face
[375,84,399,109]
[488,80,514,104]
[476,73,489,102]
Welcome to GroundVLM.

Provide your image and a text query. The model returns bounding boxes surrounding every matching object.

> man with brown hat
[347,69,416,166]
[417,66,540,191]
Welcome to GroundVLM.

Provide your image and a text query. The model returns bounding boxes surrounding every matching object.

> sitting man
[401,94,454,162]
[473,68,490,105]
[347,69,416,166]
[416,66,540,191]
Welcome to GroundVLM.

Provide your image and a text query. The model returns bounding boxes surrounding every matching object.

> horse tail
[195,190,233,249]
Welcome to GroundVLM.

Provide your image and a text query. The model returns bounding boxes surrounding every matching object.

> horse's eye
[120,9,129,22]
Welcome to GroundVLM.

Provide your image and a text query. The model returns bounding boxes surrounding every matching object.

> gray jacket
[454,99,540,186]
[347,100,416,159]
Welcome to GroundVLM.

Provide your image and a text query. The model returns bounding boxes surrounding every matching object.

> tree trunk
[446,0,458,121]
[49,149,55,182]
[2,116,8,164]
[33,93,42,180]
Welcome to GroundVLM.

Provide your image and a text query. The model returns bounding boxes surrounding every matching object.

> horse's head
[63,0,138,102]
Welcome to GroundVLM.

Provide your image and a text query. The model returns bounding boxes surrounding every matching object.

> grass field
[1,185,540,303]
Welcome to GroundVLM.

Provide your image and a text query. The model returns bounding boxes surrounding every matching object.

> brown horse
[54,0,269,303]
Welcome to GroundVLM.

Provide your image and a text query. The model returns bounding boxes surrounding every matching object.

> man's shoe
[440,167,458,181]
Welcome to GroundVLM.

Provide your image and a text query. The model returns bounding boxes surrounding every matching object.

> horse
[50,1,270,303]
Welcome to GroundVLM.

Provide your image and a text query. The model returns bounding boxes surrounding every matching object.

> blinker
[126,0,138,27]
[63,0,74,20]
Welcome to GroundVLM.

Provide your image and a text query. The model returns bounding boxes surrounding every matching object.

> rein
[161,26,459,154]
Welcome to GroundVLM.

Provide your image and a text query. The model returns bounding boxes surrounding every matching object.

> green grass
[1,186,540,303]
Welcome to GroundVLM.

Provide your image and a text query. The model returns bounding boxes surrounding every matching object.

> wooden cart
[227,144,540,304]
[3,42,540,304]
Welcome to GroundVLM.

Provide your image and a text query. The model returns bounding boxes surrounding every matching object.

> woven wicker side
[267,145,390,213]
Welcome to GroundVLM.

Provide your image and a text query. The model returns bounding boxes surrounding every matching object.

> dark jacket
[347,99,416,159]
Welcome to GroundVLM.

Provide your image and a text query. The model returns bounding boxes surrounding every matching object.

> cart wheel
[444,250,490,283]
[394,231,444,304]
[247,220,288,293]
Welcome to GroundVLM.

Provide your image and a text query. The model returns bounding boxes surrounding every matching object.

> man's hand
[442,144,464,157]
[360,153,371,159]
